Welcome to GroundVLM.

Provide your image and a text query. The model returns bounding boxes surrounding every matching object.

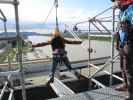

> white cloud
[0,0,114,28]
[0,0,54,22]
[18,0,52,23]
[58,7,98,24]
[0,0,98,24]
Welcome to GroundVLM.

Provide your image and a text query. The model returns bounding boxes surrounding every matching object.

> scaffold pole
[14,0,27,100]
[110,8,115,86]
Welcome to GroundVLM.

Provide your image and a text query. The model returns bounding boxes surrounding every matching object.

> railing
[0,74,15,100]
[0,0,26,100]
[0,0,18,5]
[64,6,122,89]
[0,1,122,100]
[88,53,119,79]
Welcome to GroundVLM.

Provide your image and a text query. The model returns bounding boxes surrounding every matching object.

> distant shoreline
[0,31,112,42]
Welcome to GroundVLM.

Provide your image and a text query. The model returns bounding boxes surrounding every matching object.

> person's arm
[32,41,51,47]
[114,32,120,51]
[64,38,82,44]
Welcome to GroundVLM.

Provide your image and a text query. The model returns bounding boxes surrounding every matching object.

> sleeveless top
[51,36,66,56]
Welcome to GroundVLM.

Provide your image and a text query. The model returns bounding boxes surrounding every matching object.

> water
[28,36,116,61]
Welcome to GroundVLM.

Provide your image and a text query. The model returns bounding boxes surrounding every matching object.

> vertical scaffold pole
[110,8,115,86]
[4,21,12,70]
[55,0,59,29]
[88,19,92,90]
[14,0,26,100]
[88,19,91,62]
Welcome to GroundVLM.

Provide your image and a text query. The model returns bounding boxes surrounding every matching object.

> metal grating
[49,88,127,100]
[50,78,75,97]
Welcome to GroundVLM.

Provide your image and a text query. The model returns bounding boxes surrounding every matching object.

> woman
[32,28,82,83]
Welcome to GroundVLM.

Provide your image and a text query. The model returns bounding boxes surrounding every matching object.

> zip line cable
[44,4,54,24]
[44,0,59,28]
[55,0,59,29]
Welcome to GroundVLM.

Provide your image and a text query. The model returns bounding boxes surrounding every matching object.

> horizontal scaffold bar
[0,70,20,77]
[0,0,18,5]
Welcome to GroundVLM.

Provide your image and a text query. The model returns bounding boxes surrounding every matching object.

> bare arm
[64,38,82,44]
[114,32,120,51]
[32,41,51,47]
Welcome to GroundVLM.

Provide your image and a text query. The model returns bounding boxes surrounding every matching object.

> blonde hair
[52,27,60,36]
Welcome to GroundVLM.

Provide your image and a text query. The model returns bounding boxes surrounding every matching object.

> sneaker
[115,84,128,91]
[125,96,133,100]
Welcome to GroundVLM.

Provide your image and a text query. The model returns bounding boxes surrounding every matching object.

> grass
[0,51,8,62]
[0,48,17,63]
[79,35,112,41]
[79,34,118,42]
[0,44,32,63]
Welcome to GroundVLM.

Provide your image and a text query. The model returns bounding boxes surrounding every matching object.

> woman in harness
[32,28,82,83]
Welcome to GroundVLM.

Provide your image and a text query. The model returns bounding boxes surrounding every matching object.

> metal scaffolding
[0,0,26,100]
[0,1,125,100]
[67,7,122,89]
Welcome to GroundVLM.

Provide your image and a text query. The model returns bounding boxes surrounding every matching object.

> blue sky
[0,0,113,29]
[63,0,111,10]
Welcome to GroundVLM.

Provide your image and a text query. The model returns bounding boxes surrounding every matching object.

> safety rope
[55,0,59,29]
[44,0,60,25]
[44,4,54,24]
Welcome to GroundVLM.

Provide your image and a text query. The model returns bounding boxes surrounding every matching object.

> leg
[62,56,72,70]
[49,57,59,83]
[115,49,128,91]
[126,63,133,100]
[123,49,128,87]
[120,49,125,81]
[62,56,80,78]
[126,46,133,100]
